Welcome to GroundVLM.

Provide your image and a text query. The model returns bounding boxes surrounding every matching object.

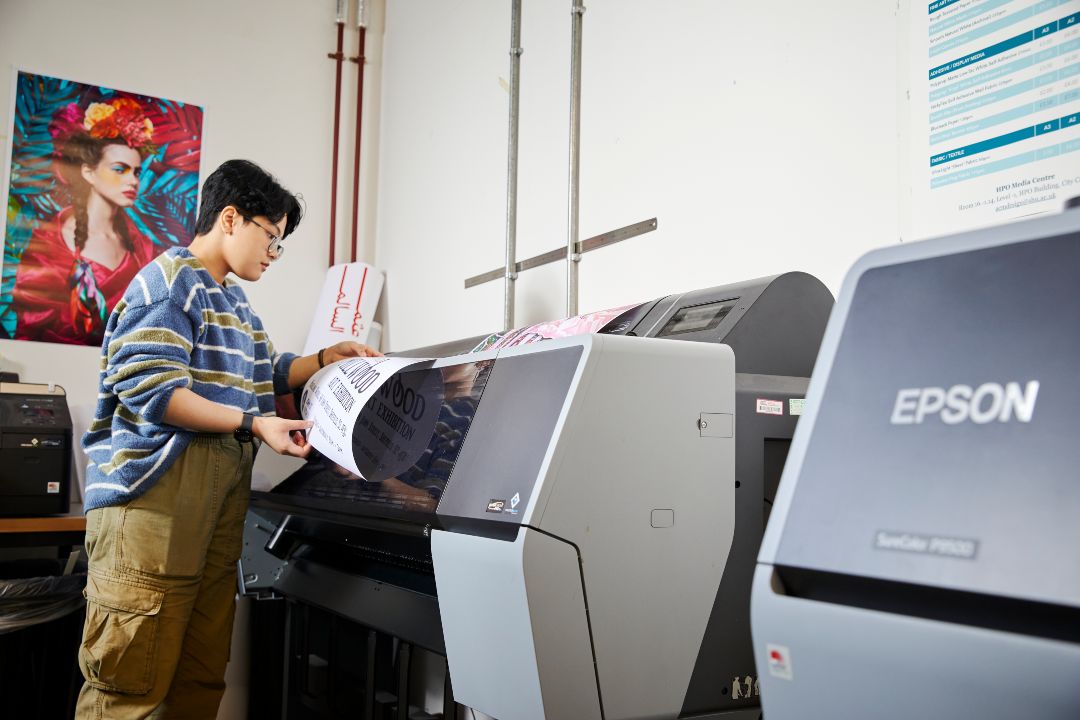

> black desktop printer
[0,383,73,516]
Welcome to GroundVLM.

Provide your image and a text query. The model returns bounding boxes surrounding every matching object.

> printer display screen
[658,299,737,336]
[269,361,494,520]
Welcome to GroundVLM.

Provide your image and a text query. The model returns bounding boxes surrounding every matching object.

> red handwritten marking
[350,266,369,336]
[329,266,350,332]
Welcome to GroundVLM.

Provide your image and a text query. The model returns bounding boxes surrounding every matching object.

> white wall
[0,0,382,492]
[0,0,904,473]
[375,0,902,351]
[0,1,902,717]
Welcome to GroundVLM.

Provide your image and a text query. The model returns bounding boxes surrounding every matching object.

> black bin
[0,558,86,719]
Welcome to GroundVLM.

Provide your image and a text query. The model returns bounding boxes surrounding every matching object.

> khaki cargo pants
[77,434,253,719]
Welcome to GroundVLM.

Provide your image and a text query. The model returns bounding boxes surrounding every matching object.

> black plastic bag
[0,573,86,635]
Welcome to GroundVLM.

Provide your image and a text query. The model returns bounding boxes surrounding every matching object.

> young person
[77,159,379,718]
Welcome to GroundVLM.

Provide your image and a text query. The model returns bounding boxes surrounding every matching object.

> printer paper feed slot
[301,355,438,478]
[276,360,494,523]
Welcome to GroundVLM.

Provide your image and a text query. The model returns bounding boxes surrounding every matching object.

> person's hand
[323,341,382,364]
[291,342,384,389]
[253,416,314,457]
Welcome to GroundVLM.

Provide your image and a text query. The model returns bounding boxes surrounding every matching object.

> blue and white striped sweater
[82,247,295,511]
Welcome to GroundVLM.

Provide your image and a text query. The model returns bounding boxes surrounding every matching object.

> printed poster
[301,355,440,480]
[1,70,204,345]
[470,301,648,352]
[911,0,1080,239]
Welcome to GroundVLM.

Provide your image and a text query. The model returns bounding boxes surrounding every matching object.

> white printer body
[433,334,736,720]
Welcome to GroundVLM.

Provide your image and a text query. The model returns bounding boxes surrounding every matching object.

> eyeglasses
[241,215,286,259]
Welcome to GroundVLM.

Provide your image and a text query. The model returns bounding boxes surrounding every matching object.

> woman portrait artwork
[1,72,203,346]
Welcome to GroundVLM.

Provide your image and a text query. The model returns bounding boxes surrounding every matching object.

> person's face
[82,144,143,208]
[223,208,286,281]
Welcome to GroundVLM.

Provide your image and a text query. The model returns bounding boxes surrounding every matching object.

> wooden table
[0,513,86,550]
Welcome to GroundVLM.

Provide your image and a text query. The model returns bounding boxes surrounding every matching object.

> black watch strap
[234,412,255,443]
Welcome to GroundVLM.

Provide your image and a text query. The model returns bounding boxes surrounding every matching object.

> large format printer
[752,210,1080,719]
[251,272,833,719]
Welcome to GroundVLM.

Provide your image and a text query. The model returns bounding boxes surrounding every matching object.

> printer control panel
[0,393,71,430]
[16,398,61,427]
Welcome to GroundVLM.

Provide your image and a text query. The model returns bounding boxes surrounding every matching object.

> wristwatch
[234,412,255,443]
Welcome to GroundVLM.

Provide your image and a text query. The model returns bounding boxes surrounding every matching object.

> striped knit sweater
[82,247,295,511]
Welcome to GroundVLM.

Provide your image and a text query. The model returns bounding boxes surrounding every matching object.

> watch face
[234,428,254,443]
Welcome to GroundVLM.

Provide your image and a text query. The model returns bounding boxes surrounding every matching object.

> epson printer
[251,273,833,719]
[752,210,1080,719]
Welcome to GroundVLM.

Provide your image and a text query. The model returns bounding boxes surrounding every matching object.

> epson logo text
[890,381,1039,425]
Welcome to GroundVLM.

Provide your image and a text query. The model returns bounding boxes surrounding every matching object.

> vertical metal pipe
[504,0,523,331]
[350,3,368,264]
[327,2,347,268]
[566,0,585,317]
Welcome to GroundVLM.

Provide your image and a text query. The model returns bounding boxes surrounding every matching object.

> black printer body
[0,384,73,516]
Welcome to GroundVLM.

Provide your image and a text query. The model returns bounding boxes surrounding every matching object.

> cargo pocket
[79,573,164,695]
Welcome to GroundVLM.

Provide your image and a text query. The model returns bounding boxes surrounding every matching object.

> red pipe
[350,26,367,264]
[327,22,345,268]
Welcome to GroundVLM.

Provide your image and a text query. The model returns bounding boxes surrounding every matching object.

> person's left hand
[323,341,382,364]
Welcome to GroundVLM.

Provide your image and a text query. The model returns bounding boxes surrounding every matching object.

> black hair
[194,159,304,238]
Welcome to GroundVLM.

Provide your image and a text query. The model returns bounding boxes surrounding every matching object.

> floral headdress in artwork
[48,97,157,157]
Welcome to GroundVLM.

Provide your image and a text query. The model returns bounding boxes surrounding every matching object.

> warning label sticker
[756,398,783,416]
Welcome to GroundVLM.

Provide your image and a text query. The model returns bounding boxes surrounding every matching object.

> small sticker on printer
[789,398,806,416]
[46,482,60,494]
[766,644,793,680]
[486,499,505,513]
[756,399,783,416]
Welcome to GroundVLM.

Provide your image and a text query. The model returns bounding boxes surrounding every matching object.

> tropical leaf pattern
[0,71,203,338]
